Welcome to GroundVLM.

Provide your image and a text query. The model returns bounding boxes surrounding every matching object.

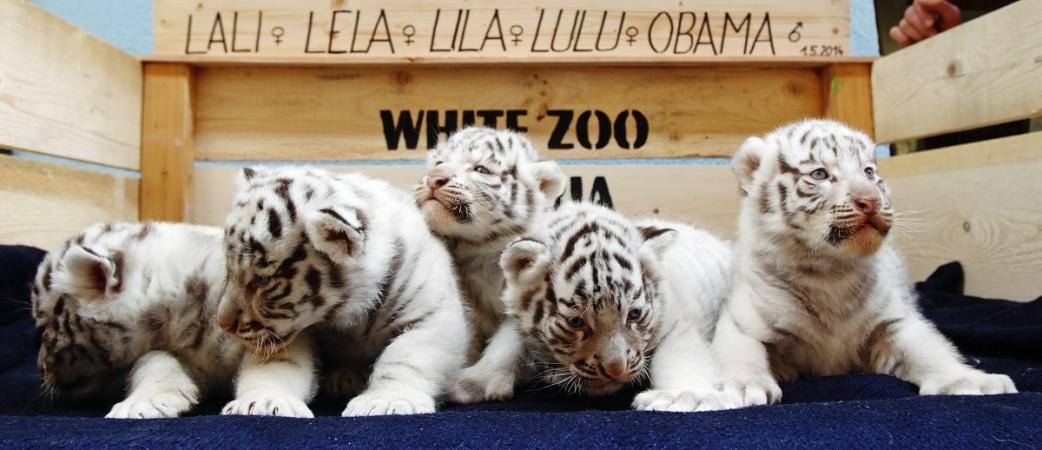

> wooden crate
[0,0,141,250]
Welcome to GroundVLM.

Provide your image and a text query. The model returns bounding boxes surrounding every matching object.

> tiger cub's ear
[235,167,265,191]
[54,245,121,301]
[638,226,678,260]
[304,205,366,260]
[733,137,767,195]
[531,161,566,200]
[500,238,552,285]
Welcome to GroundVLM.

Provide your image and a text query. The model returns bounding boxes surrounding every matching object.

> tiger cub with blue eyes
[713,119,1017,408]
[415,127,565,403]
[218,167,468,417]
[499,202,734,411]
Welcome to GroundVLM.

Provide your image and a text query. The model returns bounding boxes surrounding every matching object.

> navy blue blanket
[1,245,1040,448]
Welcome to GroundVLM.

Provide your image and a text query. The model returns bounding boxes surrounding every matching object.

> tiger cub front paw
[106,390,196,419]
[920,371,1017,396]
[632,388,731,412]
[448,365,515,404]
[222,389,314,418]
[720,375,783,408]
[342,388,436,416]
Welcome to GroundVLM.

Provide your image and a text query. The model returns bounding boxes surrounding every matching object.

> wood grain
[193,64,833,160]
[190,164,743,239]
[821,63,873,138]
[880,131,1042,302]
[140,55,875,67]
[153,0,849,61]
[141,63,195,222]
[872,0,1042,142]
[0,0,141,169]
[0,155,138,250]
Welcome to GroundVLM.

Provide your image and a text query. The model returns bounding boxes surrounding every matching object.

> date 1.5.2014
[800,45,844,57]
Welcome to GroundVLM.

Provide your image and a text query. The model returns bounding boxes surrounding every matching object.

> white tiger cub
[500,202,734,411]
[414,127,565,403]
[32,222,243,418]
[714,119,1017,407]
[217,167,468,417]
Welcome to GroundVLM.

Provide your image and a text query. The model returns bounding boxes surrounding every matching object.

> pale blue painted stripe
[6,150,141,179]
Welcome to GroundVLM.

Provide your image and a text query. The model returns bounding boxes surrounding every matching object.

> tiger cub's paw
[106,389,195,419]
[920,371,1017,396]
[720,375,783,408]
[222,389,314,418]
[632,388,731,412]
[342,388,436,416]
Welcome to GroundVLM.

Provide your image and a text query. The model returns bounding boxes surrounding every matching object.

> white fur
[218,168,469,417]
[33,222,243,419]
[713,119,1017,408]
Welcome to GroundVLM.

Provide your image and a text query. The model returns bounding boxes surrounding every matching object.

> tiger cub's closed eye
[255,275,272,286]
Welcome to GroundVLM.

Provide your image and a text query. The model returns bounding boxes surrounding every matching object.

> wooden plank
[821,63,873,138]
[880,131,1042,302]
[194,64,833,160]
[0,0,141,169]
[138,55,875,68]
[153,0,849,62]
[141,63,195,222]
[190,164,742,239]
[0,155,138,250]
[872,0,1042,143]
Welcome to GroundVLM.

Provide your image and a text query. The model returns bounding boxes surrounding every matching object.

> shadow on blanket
[0,244,1039,448]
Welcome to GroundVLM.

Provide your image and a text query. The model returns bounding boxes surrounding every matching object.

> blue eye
[627,308,642,321]
[567,316,585,328]
[809,168,829,181]
[473,166,492,175]
[864,167,876,178]
[255,275,272,286]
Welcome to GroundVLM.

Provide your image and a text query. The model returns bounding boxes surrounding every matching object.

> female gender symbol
[509,25,524,46]
[271,26,285,45]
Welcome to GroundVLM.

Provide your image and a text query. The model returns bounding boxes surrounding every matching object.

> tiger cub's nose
[603,361,627,381]
[428,176,449,190]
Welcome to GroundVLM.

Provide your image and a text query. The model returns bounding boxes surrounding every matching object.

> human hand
[889,0,961,47]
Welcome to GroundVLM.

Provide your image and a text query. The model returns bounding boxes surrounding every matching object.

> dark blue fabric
[1,246,1040,448]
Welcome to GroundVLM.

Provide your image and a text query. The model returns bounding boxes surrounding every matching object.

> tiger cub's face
[499,203,675,396]
[218,168,367,357]
[32,228,136,399]
[416,127,565,244]
[733,119,894,259]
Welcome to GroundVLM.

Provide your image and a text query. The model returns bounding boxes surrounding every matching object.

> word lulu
[379,109,649,151]
[155,1,849,59]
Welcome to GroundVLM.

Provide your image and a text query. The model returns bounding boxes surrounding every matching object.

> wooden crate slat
[0,155,139,250]
[193,65,843,161]
[141,63,195,222]
[153,0,850,62]
[0,0,141,170]
[880,131,1042,301]
[872,0,1042,142]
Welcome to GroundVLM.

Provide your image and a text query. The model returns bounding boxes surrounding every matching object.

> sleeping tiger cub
[713,119,1017,407]
[218,167,469,417]
[32,222,242,418]
[500,202,734,411]
[415,127,565,403]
